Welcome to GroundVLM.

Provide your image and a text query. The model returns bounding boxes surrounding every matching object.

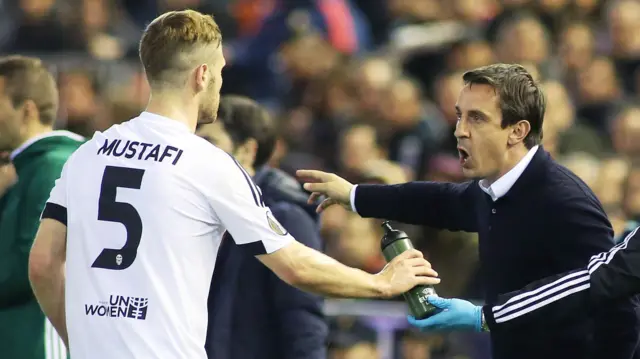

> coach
[298,64,640,359]
[198,96,328,359]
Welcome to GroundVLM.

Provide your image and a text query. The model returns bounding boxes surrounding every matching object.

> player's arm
[28,162,70,347]
[410,227,640,332]
[29,219,67,346]
[201,154,440,299]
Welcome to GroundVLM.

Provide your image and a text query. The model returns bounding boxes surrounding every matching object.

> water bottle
[380,221,438,319]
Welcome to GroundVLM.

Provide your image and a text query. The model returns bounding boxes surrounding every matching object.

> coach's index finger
[296,169,334,183]
[303,182,328,194]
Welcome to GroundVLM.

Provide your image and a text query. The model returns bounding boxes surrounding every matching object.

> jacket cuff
[350,185,358,213]
[482,305,497,330]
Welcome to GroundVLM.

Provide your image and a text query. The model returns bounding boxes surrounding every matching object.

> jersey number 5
[92,165,145,270]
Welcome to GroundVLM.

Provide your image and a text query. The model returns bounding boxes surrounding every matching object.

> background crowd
[2,0,640,358]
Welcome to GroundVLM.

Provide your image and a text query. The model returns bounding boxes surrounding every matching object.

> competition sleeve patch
[266,210,288,236]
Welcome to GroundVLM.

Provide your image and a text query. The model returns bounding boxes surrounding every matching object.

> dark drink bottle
[380,221,438,319]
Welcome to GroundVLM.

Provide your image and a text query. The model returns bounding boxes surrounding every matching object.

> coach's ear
[194,64,209,93]
[508,120,531,146]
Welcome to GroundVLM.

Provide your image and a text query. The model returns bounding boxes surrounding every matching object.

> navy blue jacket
[353,147,640,359]
[206,167,328,359]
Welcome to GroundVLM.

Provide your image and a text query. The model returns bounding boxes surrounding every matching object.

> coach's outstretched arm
[296,170,477,232]
[408,226,640,332]
[201,152,441,298]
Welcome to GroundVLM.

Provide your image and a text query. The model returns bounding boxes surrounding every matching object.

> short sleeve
[40,160,69,226]
[201,153,293,255]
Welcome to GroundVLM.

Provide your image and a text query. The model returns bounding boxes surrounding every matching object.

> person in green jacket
[0,55,83,359]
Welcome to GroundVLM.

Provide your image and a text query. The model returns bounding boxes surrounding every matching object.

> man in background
[197,95,328,359]
[0,55,83,359]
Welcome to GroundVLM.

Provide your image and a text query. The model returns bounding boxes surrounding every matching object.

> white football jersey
[42,112,293,359]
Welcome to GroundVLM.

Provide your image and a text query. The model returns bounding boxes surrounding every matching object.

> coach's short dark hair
[463,63,545,148]
[217,95,276,168]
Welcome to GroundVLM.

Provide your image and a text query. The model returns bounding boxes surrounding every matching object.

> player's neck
[19,122,53,147]
[145,93,198,133]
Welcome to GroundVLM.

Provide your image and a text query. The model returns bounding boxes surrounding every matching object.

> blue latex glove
[407,296,483,332]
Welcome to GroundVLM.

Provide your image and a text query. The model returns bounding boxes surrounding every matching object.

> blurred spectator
[338,123,383,181]
[328,318,379,359]
[542,79,605,156]
[558,20,595,85]
[606,0,640,93]
[611,105,640,157]
[558,152,601,190]
[576,56,623,132]
[380,76,442,178]
[596,157,630,209]
[57,70,100,137]
[351,57,396,120]
[447,39,496,72]
[624,163,640,223]
[330,213,385,273]
[494,12,551,69]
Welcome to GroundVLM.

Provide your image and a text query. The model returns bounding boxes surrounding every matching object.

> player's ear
[194,64,208,93]
[508,120,531,146]
[21,99,38,125]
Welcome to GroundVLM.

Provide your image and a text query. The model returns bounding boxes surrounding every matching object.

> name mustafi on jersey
[97,138,184,165]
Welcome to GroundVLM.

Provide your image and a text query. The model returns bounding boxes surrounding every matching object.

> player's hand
[296,169,355,213]
[407,296,483,332]
[376,249,440,298]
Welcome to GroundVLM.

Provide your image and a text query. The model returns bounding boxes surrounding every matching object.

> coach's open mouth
[457,147,470,165]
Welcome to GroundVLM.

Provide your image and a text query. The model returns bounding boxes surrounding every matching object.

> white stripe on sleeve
[492,270,590,319]
[495,282,591,323]
[492,226,640,324]
[588,226,638,274]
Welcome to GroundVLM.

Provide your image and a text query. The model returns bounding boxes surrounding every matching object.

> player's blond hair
[139,10,222,88]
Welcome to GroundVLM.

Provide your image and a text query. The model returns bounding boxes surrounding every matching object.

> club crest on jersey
[266,210,288,236]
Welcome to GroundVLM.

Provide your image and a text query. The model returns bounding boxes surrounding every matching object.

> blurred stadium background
[3,0,640,358]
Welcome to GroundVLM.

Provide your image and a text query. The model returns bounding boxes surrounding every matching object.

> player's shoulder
[174,135,246,185]
[184,135,239,167]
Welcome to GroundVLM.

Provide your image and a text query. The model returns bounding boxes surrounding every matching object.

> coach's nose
[454,118,470,139]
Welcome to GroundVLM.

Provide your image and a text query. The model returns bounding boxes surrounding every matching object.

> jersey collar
[10,130,84,161]
[139,111,192,133]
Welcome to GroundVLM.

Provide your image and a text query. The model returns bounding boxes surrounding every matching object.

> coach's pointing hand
[297,170,354,213]
[377,249,441,298]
